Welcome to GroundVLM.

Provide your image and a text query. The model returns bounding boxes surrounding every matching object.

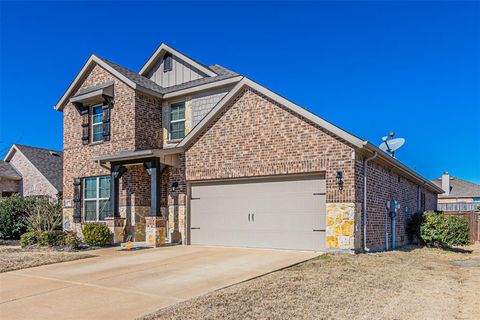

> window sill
[167,139,183,144]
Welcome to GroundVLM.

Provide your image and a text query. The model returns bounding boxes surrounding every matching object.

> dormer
[139,43,218,88]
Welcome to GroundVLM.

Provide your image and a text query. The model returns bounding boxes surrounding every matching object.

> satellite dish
[379,138,405,157]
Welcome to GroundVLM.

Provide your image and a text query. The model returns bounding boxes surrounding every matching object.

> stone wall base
[145,217,166,247]
[105,217,126,243]
[326,202,360,251]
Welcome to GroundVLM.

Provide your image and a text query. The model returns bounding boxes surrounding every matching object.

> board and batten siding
[147,55,208,88]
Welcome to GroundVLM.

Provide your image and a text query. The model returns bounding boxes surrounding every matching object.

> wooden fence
[444,211,480,244]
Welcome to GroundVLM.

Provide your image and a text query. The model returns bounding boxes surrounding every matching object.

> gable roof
[0,161,21,180]
[4,144,63,192]
[431,176,480,198]
[177,77,444,194]
[54,54,165,111]
[139,43,217,77]
[55,53,241,111]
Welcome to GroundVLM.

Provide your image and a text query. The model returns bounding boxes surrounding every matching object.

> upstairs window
[91,105,103,143]
[163,54,172,72]
[170,101,186,140]
[84,176,110,222]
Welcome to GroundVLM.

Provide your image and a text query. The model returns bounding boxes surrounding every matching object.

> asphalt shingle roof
[97,56,240,96]
[0,161,21,180]
[432,176,480,198]
[98,57,165,95]
[15,145,63,192]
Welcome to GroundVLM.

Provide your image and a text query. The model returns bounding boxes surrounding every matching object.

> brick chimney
[441,172,450,195]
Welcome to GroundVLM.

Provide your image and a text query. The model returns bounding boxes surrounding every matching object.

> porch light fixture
[171,181,179,192]
[336,171,344,189]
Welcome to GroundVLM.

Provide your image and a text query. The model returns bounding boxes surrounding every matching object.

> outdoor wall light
[336,171,344,189]
[171,181,179,192]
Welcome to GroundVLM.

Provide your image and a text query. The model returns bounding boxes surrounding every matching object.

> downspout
[363,151,378,252]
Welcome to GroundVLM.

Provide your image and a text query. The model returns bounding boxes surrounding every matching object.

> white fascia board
[54,55,138,111]
[163,76,242,100]
[3,144,17,162]
[178,77,365,148]
[139,43,217,77]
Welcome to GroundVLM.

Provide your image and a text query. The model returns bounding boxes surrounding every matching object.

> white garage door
[190,176,326,251]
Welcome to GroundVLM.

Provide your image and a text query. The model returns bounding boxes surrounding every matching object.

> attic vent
[50,151,61,157]
[163,54,172,72]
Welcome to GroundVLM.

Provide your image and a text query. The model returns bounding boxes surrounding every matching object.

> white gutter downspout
[363,151,378,252]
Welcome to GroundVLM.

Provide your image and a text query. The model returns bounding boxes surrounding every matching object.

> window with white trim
[169,101,186,140]
[83,176,110,221]
[91,105,103,143]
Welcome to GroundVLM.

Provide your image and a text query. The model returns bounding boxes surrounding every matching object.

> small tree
[25,197,62,233]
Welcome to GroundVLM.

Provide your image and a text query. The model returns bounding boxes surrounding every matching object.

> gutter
[362,141,444,194]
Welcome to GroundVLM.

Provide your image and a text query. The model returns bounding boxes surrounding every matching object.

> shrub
[38,231,62,246]
[62,230,80,249]
[25,197,62,233]
[442,215,470,246]
[420,211,469,247]
[19,231,38,247]
[82,223,111,247]
[0,195,34,239]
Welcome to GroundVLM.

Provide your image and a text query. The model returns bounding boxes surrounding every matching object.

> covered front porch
[88,148,185,246]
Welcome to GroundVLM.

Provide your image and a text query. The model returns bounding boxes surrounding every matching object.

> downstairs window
[83,176,111,221]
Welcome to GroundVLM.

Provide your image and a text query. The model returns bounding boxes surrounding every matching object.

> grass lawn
[0,243,94,273]
[143,244,480,320]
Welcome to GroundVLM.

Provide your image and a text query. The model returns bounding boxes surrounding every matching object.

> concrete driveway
[0,245,319,320]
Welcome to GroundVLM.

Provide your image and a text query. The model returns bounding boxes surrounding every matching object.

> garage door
[190,176,326,251]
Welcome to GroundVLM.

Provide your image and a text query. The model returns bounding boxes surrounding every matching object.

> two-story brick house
[55,43,442,252]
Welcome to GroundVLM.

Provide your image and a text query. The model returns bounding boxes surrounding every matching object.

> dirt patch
[0,245,94,273]
[143,244,480,320]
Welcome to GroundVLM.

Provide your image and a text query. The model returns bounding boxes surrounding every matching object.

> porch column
[110,164,126,217]
[106,164,126,243]
[144,157,166,247]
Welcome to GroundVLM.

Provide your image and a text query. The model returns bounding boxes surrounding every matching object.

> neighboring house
[0,161,22,197]
[0,144,63,199]
[55,43,442,252]
[432,172,480,212]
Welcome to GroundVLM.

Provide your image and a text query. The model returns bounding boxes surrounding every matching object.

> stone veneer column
[145,216,166,247]
[105,217,126,243]
[326,203,359,251]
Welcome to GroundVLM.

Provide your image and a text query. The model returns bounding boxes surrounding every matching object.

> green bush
[19,231,38,247]
[420,211,469,247]
[62,230,80,249]
[0,195,35,239]
[82,223,111,247]
[38,231,62,246]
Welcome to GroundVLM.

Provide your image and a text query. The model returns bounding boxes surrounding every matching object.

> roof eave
[139,43,217,77]
[363,142,444,194]
[54,55,140,111]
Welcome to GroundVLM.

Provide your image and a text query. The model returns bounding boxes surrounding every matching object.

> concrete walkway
[0,246,319,320]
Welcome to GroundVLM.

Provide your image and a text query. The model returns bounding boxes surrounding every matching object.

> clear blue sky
[1,1,479,183]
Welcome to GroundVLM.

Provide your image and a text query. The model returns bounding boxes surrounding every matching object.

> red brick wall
[356,155,438,250]
[63,65,137,200]
[185,88,356,203]
[120,165,150,207]
[63,64,161,206]
[8,150,58,198]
